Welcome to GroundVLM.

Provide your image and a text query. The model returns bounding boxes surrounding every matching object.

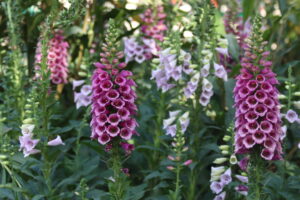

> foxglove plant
[90,19,137,198]
[123,37,156,63]
[223,0,251,50]
[140,5,167,42]
[123,5,167,63]
[35,30,69,84]
[210,125,251,199]
[165,111,192,200]
[233,16,283,200]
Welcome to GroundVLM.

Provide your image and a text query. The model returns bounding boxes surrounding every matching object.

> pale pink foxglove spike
[34,31,69,84]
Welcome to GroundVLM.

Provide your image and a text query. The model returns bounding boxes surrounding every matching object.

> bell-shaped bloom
[210,181,224,194]
[213,192,226,200]
[47,135,65,146]
[19,133,40,157]
[220,168,232,185]
[214,63,228,81]
[285,109,298,123]
[235,175,248,183]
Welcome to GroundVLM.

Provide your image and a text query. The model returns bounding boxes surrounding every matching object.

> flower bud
[168,155,175,161]
[0,154,7,160]
[241,172,248,176]
[219,145,229,151]
[294,92,300,96]
[23,118,34,124]
[170,49,177,54]
[25,104,32,109]
[182,146,189,152]
[1,161,9,165]
[211,166,225,174]
[278,94,287,99]
[152,58,160,64]
[221,150,229,155]
[229,154,238,165]
[213,158,228,164]
[293,101,300,109]
[78,71,87,77]
[223,135,231,142]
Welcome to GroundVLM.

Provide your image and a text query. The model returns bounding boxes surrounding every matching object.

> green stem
[187,170,196,200]
[152,92,165,168]
[248,152,264,200]
[287,66,292,110]
[109,143,125,200]
[174,161,182,200]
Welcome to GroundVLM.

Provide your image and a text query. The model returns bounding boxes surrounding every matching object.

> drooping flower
[199,78,214,106]
[235,175,248,183]
[284,109,299,123]
[210,181,224,194]
[220,168,232,185]
[151,48,180,92]
[47,135,65,146]
[35,31,69,84]
[210,166,226,181]
[235,185,249,196]
[213,192,226,200]
[233,44,283,160]
[73,80,92,109]
[19,124,40,157]
[163,111,190,137]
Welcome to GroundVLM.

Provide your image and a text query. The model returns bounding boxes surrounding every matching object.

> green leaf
[124,184,147,200]
[86,189,110,200]
[226,34,240,61]
[242,0,255,21]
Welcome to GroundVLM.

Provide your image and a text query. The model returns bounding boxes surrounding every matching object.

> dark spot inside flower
[261,122,270,130]
[262,150,270,157]
[108,126,119,133]
[248,81,257,88]
[249,122,258,129]
[256,75,264,82]
[254,132,264,139]
[241,88,249,94]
